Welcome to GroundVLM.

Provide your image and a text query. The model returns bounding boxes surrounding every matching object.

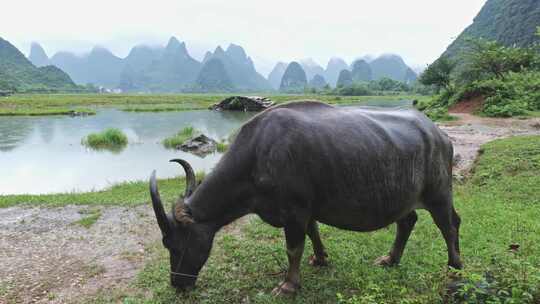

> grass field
[2,136,539,303]
[0,93,424,116]
[0,106,95,116]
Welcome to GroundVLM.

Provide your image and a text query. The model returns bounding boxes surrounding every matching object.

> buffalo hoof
[374,255,398,267]
[271,281,300,296]
[308,254,328,267]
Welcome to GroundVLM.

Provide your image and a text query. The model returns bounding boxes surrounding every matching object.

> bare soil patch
[0,205,159,303]
[449,95,484,114]
[439,113,540,178]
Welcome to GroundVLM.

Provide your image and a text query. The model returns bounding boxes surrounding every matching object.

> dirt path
[1,114,539,304]
[439,113,540,178]
[0,205,159,304]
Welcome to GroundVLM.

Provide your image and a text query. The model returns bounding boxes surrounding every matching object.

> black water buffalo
[150,101,461,295]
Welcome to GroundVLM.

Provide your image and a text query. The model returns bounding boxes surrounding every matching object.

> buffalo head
[149,159,215,291]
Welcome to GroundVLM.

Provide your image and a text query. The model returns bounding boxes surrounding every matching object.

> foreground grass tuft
[162,126,198,149]
[82,128,128,151]
[74,209,102,228]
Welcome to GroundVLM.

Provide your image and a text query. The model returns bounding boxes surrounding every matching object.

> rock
[67,110,90,117]
[0,90,13,97]
[211,96,274,112]
[178,134,217,156]
[453,153,462,166]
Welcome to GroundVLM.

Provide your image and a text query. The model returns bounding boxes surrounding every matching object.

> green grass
[82,128,128,151]
[89,135,539,303]
[121,104,203,112]
[0,106,95,116]
[74,209,102,228]
[216,142,229,153]
[0,176,187,208]
[0,93,423,116]
[162,126,198,149]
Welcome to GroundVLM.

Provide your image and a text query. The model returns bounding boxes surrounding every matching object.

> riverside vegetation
[162,126,197,149]
[0,93,421,116]
[417,32,540,119]
[82,128,128,151]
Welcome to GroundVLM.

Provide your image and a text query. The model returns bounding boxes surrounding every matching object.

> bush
[420,39,540,118]
[457,71,540,117]
[483,95,528,117]
[82,128,128,151]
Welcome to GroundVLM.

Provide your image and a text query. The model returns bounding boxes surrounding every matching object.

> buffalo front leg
[427,195,463,269]
[272,224,306,296]
[375,211,418,267]
[306,220,328,266]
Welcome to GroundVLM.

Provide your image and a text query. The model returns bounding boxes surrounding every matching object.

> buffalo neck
[186,152,255,230]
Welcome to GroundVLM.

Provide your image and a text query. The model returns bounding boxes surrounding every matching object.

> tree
[418,56,455,93]
[459,39,539,82]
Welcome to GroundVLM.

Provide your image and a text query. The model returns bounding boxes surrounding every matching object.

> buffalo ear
[174,199,195,225]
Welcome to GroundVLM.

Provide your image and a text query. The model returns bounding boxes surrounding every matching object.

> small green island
[82,128,128,151]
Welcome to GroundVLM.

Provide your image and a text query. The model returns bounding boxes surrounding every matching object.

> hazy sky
[1,0,487,75]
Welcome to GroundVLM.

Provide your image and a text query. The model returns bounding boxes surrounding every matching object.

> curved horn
[170,159,197,197]
[149,170,171,235]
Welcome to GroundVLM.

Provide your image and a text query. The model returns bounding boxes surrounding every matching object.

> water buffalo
[150,101,461,295]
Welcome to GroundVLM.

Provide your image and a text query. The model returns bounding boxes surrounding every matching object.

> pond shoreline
[0,93,422,116]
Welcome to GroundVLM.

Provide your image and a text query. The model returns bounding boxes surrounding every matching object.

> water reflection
[0,100,411,195]
[0,109,253,194]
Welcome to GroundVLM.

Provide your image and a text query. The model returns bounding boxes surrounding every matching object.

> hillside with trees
[419,34,540,119]
[0,37,79,92]
[418,0,540,120]
[280,62,307,93]
[193,58,234,92]
[443,0,540,59]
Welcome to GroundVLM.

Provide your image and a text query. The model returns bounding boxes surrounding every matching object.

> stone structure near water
[210,96,274,112]
[178,134,217,157]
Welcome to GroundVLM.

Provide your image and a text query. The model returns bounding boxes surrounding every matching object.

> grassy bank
[0,107,95,116]
[0,177,186,209]
[0,93,423,115]
[88,135,538,303]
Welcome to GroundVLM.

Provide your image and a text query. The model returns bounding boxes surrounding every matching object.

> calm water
[0,100,411,195]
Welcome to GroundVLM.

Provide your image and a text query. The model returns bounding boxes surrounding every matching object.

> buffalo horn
[169,159,197,197]
[149,170,171,235]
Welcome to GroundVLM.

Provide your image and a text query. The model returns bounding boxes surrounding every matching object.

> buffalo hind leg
[272,223,306,296]
[428,196,463,270]
[375,211,418,267]
[306,220,328,266]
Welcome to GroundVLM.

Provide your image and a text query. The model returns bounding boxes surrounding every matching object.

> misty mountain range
[26,36,417,92]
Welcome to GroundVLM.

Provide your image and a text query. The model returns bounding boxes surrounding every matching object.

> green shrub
[162,126,198,149]
[216,142,228,152]
[82,128,128,151]
[420,39,540,118]
[457,71,540,117]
